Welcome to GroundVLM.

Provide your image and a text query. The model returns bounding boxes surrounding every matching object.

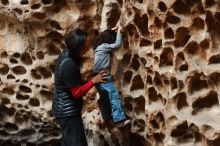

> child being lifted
[93,24,130,127]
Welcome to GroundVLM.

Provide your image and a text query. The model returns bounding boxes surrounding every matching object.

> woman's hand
[91,70,108,84]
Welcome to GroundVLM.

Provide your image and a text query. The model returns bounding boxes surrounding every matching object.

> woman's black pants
[57,115,88,146]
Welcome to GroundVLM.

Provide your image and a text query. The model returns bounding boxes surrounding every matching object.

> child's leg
[95,84,113,121]
[106,82,126,123]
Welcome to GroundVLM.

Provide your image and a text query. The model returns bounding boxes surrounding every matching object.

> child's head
[93,29,117,50]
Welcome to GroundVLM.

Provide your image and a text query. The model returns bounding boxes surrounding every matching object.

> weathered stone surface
[0,0,220,145]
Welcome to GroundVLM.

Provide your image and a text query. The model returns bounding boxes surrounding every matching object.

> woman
[52,28,107,146]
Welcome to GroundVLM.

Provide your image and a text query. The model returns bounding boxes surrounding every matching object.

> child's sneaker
[115,119,131,128]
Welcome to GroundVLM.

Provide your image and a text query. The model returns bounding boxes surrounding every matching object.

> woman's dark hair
[93,29,117,50]
[64,29,88,55]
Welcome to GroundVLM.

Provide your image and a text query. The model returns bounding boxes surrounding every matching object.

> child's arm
[107,31,122,49]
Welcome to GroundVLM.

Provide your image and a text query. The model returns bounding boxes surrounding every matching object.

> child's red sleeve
[70,81,94,99]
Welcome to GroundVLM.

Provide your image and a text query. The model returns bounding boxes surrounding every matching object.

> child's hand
[91,70,108,83]
[118,25,122,32]
[111,26,119,31]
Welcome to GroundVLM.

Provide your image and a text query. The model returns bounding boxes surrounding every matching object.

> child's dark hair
[93,29,117,50]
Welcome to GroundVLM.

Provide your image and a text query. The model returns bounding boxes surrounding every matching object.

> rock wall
[0,0,220,146]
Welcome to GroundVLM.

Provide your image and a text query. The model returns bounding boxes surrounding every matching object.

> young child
[93,25,130,127]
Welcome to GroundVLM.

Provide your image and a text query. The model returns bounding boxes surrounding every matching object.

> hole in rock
[164,28,174,39]
[32,12,46,19]
[12,66,26,75]
[4,122,18,133]
[191,17,205,30]
[124,96,133,113]
[49,64,55,72]
[121,52,132,67]
[159,47,174,67]
[133,119,145,132]
[215,12,220,22]
[140,57,147,66]
[1,0,9,5]
[106,3,121,28]
[166,12,180,24]
[200,39,209,49]
[31,3,41,9]
[175,52,185,66]
[46,31,63,39]
[137,0,143,3]
[188,72,208,94]
[174,27,191,47]
[7,74,15,79]
[153,133,165,143]
[130,133,149,146]
[158,1,167,12]
[153,72,163,89]
[174,92,188,110]
[38,67,52,79]
[126,24,138,37]
[209,72,220,87]
[20,0,28,5]
[0,105,15,116]
[192,91,218,114]
[184,41,199,55]
[21,52,32,65]
[22,79,28,83]
[40,90,53,99]
[205,0,215,8]
[42,0,53,5]
[130,75,144,91]
[123,70,133,84]
[150,119,159,129]
[13,8,22,15]
[154,39,162,49]
[130,54,140,70]
[172,0,191,14]
[13,52,20,58]
[155,17,162,28]
[146,75,152,84]
[140,38,151,46]
[171,77,177,89]
[36,51,44,59]
[47,44,61,55]
[148,87,160,103]
[179,64,188,72]
[209,54,220,64]
[31,69,42,79]
[3,87,14,95]
[18,129,36,137]
[0,63,9,75]
[1,51,7,58]
[50,20,61,30]
[16,94,30,100]
[19,85,32,93]
[171,121,188,137]
[134,96,145,114]
[2,98,10,105]
[10,58,18,64]
[29,98,40,107]
[134,13,149,36]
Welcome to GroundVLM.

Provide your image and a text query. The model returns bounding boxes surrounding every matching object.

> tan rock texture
[0,0,220,145]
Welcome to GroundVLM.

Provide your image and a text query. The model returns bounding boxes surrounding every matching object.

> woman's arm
[70,81,94,99]
[70,70,107,99]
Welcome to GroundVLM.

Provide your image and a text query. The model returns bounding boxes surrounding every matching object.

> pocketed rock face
[0,0,220,146]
